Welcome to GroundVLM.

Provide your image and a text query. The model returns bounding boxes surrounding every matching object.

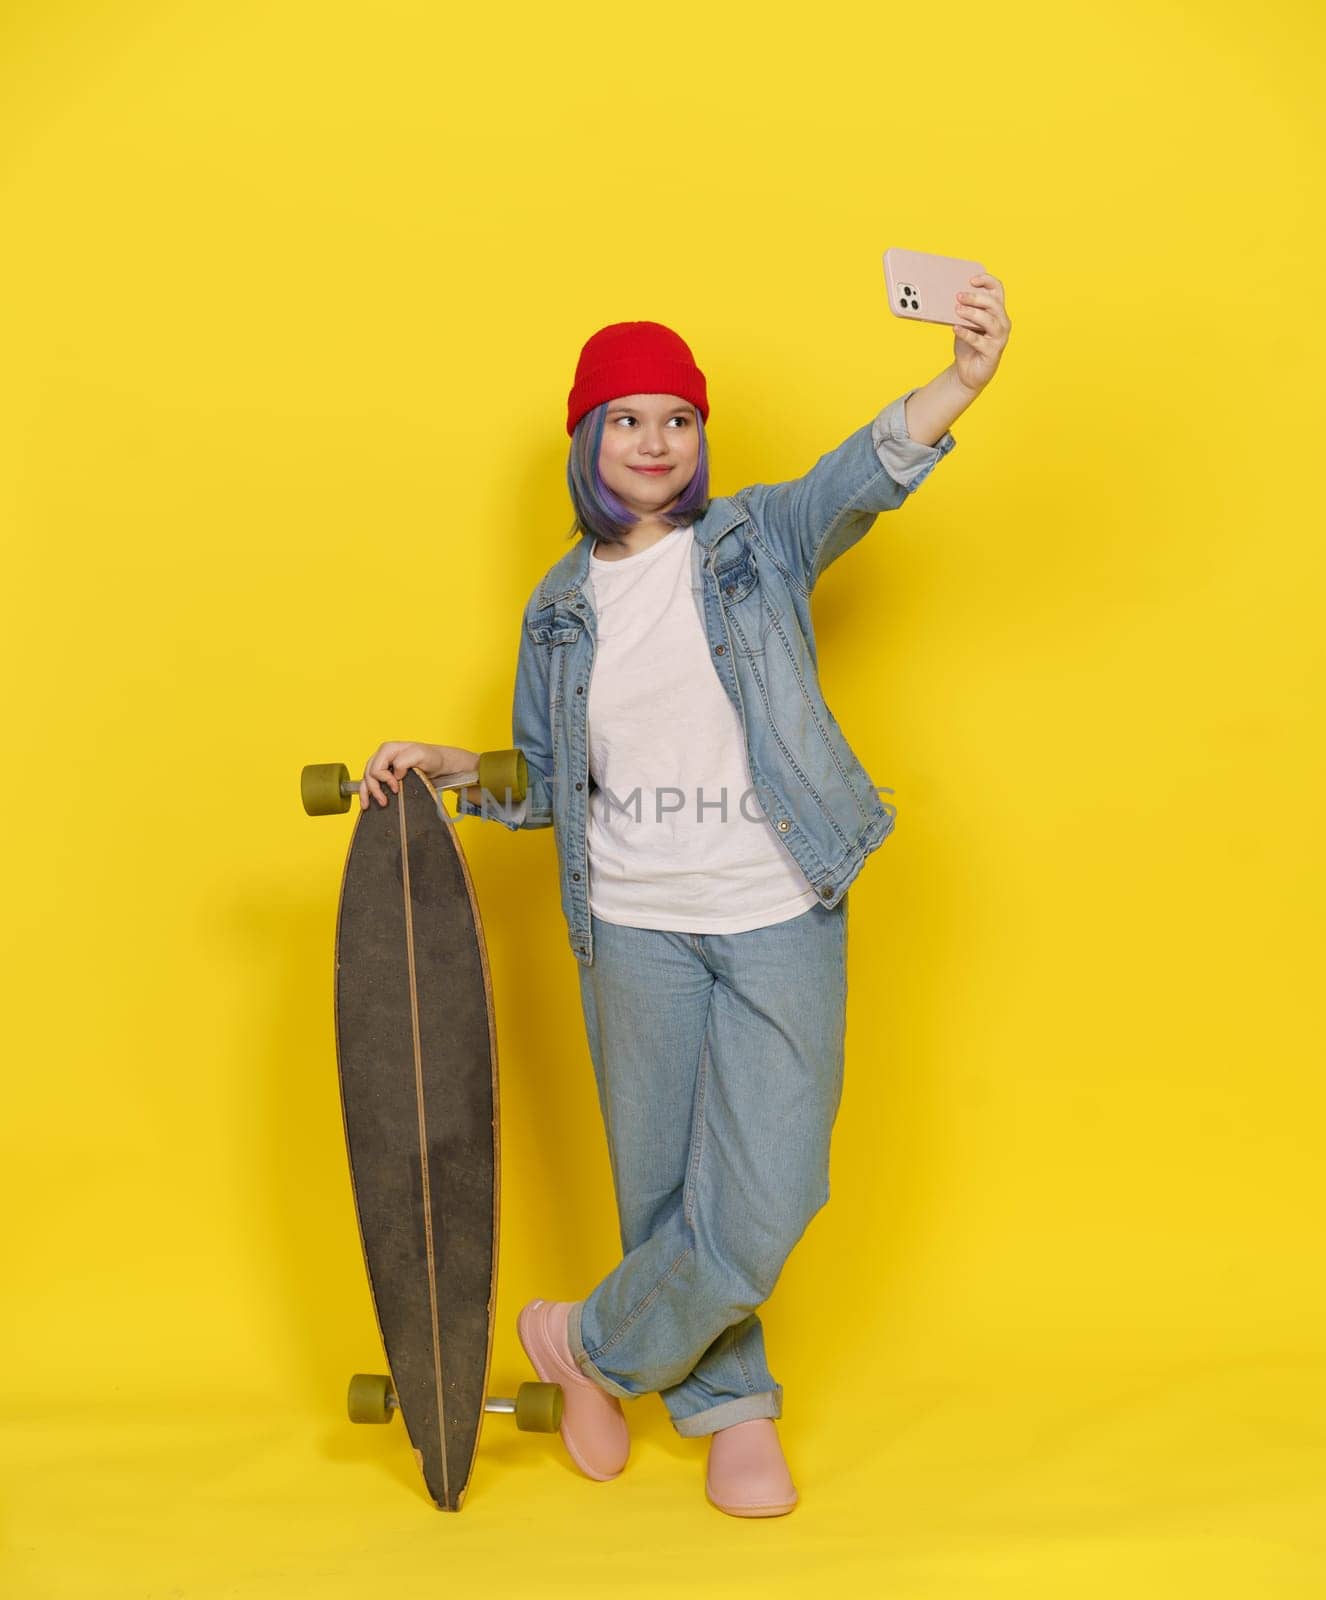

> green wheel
[514,1381,563,1433]
[347,1372,395,1424]
[302,762,352,816]
[476,748,527,805]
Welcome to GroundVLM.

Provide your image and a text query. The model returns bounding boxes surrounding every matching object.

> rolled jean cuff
[567,1299,638,1402]
[671,1389,782,1437]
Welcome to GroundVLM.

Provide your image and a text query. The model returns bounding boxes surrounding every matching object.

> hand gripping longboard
[300,749,528,818]
[302,753,557,1511]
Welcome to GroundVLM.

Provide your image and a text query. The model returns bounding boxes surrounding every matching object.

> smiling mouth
[631,466,672,474]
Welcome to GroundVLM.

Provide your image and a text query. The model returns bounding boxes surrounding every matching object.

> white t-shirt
[585,524,820,933]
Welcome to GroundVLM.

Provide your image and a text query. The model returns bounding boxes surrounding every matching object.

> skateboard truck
[347,1372,564,1433]
[300,750,528,817]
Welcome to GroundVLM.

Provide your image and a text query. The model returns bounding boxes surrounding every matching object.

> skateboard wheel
[514,1381,563,1433]
[302,763,352,816]
[347,1372,395,1424]
[476,748,527,805]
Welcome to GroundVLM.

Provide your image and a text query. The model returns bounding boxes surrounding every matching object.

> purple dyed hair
[565,399,710,546]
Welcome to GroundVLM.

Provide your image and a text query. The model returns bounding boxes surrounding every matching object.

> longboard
[302,754,557,1511]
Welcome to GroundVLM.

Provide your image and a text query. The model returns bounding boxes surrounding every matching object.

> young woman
[361,282,1011,1516]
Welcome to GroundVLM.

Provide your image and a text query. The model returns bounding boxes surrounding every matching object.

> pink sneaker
[705,1418,799,1516]
[516,1299,630,1481]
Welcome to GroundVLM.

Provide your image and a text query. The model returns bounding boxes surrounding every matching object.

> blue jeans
[566,895,849,1437]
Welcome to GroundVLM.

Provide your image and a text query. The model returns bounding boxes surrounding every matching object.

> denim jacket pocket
[528,612,583,648]
[715,546,779,657]
[527,610,583,720]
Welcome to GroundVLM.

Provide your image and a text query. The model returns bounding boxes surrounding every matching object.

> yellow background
[2,0,1322,1594]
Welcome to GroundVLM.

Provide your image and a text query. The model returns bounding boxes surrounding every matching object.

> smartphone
[883,247,985,330]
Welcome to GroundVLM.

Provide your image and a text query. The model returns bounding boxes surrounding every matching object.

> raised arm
[736,374,961,596]
[738,270,1010,594]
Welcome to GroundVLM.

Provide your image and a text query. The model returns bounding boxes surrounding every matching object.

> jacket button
[820,886,833,898]
[576,685,584,694]
[575,781,583,791]
[715,644,726,656]
[724,585,734,596]
[572,871,581,881]
[776,819,790,832]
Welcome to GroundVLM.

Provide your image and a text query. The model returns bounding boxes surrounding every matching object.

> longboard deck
[334,768,499,1510]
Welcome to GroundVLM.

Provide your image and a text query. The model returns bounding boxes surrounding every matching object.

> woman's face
[597,392,700,518]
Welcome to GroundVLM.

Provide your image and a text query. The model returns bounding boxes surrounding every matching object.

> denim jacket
[458,388,958,964]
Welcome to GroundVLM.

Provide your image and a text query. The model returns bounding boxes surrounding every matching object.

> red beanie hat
[566,320,709,436]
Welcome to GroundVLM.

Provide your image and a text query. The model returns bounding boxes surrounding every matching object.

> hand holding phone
[883,247,985,330]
